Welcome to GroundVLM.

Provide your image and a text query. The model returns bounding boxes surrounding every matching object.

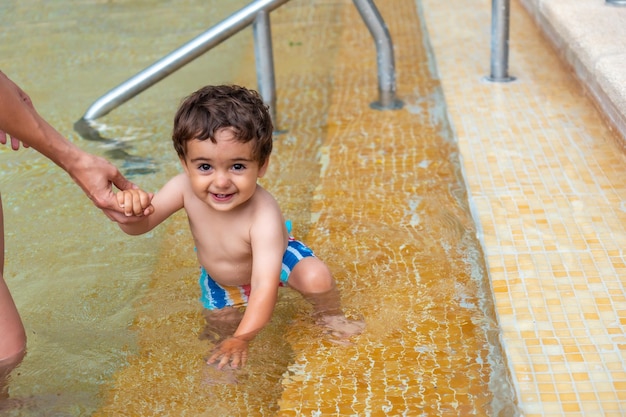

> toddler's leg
[287,257,340,316]
[288,257,364,340]
[199,307,244,343]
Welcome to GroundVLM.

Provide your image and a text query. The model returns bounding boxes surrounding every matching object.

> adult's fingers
[109,169,137,193]
[10,135,21,150]
[101,208,152,224]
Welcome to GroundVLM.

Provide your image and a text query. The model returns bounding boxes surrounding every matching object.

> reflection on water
[73,119,157,176]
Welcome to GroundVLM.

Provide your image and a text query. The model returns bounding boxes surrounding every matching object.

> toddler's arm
[207,285,277,369]
[207,208,285,369]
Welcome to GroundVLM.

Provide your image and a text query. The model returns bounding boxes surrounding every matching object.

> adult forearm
[1,71,151,223]
[21,117,85,173]
[0,71,83,170]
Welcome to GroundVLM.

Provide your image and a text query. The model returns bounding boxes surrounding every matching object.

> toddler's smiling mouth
[212,193,233,200]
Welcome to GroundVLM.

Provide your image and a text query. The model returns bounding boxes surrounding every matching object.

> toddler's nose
[214,171,231,188]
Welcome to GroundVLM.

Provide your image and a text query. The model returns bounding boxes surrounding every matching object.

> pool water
[0,0,519,415]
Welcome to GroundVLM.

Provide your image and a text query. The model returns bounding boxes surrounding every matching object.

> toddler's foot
[317,314,365,345]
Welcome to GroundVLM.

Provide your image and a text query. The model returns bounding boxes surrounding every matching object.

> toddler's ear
[179,157,190,174]
[258,157,270,178]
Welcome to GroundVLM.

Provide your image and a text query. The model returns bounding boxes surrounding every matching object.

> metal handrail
[80,0,290,122]
[354,0,403,110]
[77,0,401,133]
[487,0,515,82]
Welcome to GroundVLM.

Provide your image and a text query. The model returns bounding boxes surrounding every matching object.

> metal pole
[81,0,291,121]
[253,10,277,127]
[486,0,515,82]
[606,0,626,5]
[353,0,403,110]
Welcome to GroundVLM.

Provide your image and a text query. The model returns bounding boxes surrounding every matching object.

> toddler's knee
[298,262,335,294]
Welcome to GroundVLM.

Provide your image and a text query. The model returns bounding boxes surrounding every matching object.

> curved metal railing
[77,0,402,135]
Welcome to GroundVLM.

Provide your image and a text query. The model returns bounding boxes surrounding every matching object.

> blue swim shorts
[198,238,315,310]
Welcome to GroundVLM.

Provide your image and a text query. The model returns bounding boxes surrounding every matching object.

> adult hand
[67,153,154,223]
[0,80,32,151]
[0,130,27,151]
[0,70,153,223]
[207,337,249,370]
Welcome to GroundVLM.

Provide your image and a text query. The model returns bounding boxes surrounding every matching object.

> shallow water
[0,1,250,414]
[1,0,519,415]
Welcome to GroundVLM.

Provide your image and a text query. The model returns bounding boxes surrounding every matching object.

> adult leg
[0,195,27,399]
[0,195,26,360]
[0,351,25,400]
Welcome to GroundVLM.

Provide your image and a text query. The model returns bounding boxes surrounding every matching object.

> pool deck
[519,0,626,151]
[423,0,626,415]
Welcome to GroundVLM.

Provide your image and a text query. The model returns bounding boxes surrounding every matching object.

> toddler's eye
[233,163,245,171]
[199,163,212,171]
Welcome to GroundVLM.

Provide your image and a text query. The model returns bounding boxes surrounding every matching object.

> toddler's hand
[116,188,153,217]
[207,337,249,370]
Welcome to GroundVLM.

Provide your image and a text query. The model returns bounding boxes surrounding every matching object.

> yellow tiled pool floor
[87,0,626,416]
[424,0,626,415]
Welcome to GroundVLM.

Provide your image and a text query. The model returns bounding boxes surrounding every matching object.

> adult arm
[0,71,153,223]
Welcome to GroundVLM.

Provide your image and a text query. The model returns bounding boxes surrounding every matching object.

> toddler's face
[180,128,268,212]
